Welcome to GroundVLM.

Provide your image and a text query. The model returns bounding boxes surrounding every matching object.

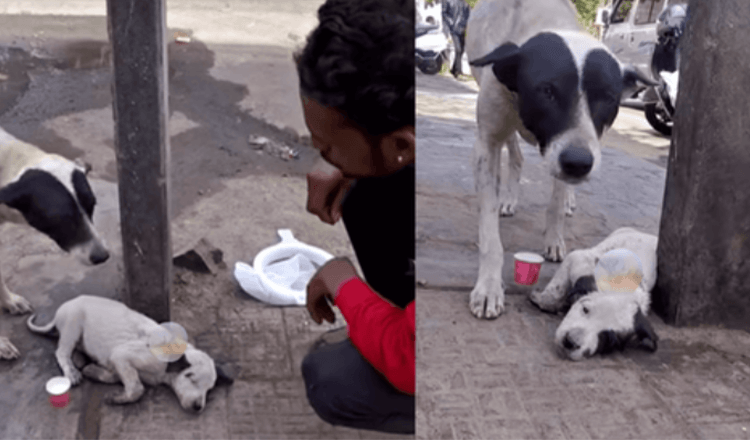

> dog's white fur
[1,128,110,359]
[27,295,223,411]
[465,0,641,318]
[530,227,658,360]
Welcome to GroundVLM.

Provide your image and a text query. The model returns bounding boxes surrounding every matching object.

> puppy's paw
[499,193,517,217]
[529,288,561,313]
[470,279,505,319]
[66,368,84,386]
[104,391,129,405]
[2,292,33,315]
[543,231,566,262]
[0,337,20,360]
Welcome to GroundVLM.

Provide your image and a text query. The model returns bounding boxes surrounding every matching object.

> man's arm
[335,278,415,395]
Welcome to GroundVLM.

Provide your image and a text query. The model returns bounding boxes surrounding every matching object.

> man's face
[302,96,384,178]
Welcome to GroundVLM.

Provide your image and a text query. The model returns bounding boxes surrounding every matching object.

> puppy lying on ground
[530,228,659,361]
[27,295,233,412]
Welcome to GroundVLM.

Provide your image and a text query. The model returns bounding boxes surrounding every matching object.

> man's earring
[397,156,403,163]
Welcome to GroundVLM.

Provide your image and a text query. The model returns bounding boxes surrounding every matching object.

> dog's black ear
[562,275,598,312]
[633,308,659,352]
[215,364,235,386]
[469,43,520,91]
[166,354,191,373]
[596,329,625,355]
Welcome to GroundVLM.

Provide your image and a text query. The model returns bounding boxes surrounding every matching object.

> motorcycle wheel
[645,103,673,136]
[417,55,443,75]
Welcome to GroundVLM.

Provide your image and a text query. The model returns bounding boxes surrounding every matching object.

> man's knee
[301,350,341,424]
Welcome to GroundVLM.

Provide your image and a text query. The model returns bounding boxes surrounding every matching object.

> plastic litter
[234,229,334,305]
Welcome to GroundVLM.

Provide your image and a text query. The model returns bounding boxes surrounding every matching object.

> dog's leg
[543,178,568,262]
[0,267,33,315]
[500,132,523,216]
[55,321,84,385]
[82,364,120,384]
[105,350,146,404]
[564,184,576,217]
[471,132,506,319]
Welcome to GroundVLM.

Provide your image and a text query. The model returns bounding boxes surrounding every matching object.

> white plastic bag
[234,229,333,306]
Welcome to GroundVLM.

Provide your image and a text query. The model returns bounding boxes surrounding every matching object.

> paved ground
[0,2,411,439]
[415,71,750,439]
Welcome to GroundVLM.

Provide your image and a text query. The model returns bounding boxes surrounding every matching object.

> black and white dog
[464,0,655,318]
[529,228,659,361]
[0,128,109,359]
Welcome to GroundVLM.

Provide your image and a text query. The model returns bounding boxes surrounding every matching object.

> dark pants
[301,339,415,434]
[301,164,415,433]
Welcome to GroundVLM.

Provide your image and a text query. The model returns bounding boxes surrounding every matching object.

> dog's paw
[0,337,20,360]
[543,232,566,262]
[1,292,33,315]
[564,188,576,217]
[499,193,517,217]
[104,391,129,405]
[470,279,505,319]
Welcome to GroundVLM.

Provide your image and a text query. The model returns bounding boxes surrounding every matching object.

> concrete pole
[107,0,172,322]
[653,0,750,330]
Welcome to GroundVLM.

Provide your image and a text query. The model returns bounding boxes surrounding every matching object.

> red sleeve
[334,277,415,395]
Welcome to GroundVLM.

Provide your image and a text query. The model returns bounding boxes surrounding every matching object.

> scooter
[643,4,688,136]
[416,22,449,75]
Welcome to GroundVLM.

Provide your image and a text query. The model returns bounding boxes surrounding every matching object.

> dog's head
[470,30,656,184]
[0,157,109,265]
[554,276,658,361]
[167,346,234,413]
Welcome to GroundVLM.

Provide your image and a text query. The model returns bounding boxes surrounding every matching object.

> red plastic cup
[513,252,544,286]
[46,377,71,408]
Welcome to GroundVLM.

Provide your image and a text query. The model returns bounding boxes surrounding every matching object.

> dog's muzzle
[559,147,594,179]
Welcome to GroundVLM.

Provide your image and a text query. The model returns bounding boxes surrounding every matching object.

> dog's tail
[26,314,58,336]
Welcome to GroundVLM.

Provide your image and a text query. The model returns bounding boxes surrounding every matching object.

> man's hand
[306,159,354,225]
[306,258,359,324]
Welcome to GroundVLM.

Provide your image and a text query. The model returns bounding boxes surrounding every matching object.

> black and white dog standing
[0,128,109,359]
[465,0,655,318]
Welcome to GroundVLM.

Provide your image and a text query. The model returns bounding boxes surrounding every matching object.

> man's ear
[470,43,521,91]
[378,126,415,172]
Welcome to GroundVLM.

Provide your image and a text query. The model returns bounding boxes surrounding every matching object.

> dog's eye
[582,306,590,315]
[540,85,556,102]
[185,372,194,379]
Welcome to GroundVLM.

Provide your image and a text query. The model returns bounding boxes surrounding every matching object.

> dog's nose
[562,334,579,351]
[192,402,204,412]
[559,147,594,178]
[90,247,110,265]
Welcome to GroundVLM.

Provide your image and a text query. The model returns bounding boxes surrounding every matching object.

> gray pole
[107,0,172,322]
[653,0,750,329]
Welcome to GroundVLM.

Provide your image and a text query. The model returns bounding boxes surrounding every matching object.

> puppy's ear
[166,354,191,373]
[621,66,658,101]
[562,275,597,312]
[633,308,659,352]
[0,180,25,208]
[596,330,625,355]
[469,43,521,91]
[215,364,235,386]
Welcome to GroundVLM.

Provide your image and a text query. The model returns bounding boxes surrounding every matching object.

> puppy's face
[470,31,655,184]
[0,158,109,265]
[555,282,658,361]
[169,348,219,413]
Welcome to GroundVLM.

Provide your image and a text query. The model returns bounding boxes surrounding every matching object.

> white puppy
[27,295,233,411]
[530,228,659,361]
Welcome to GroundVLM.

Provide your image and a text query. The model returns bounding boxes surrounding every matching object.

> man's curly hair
[296,0,415,137]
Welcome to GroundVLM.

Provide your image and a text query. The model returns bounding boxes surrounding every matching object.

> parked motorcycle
[416,22,449,75]
[643,4,688,136]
